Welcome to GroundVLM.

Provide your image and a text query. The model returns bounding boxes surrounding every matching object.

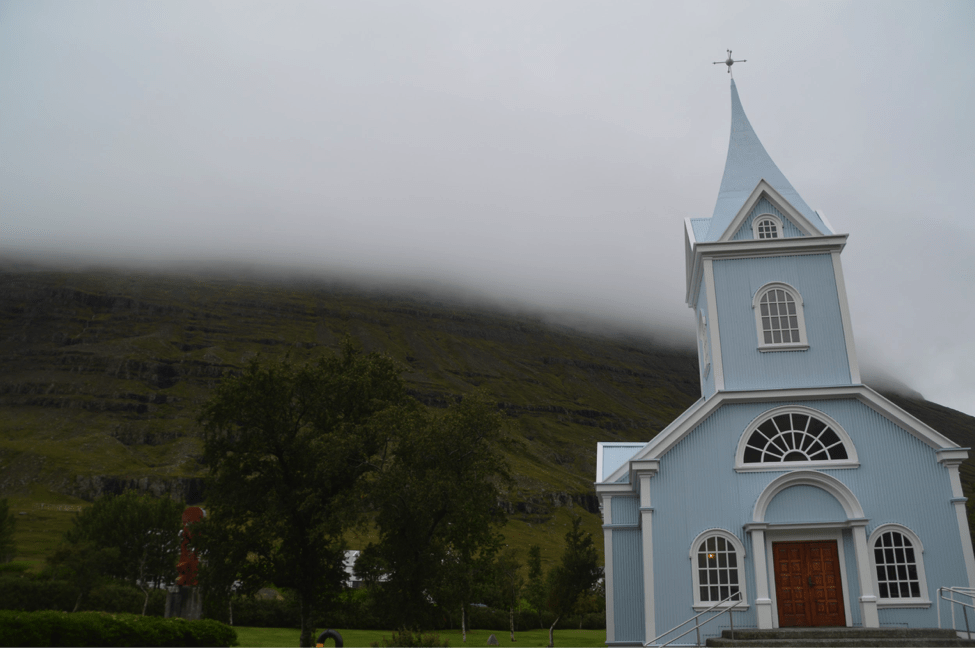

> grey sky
[2,1,974,415]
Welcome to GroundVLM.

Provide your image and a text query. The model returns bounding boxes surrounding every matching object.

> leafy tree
[58,491,184,614]
[357,391,512,630]
[544,517,601,647]
[0,499,14,563]
[48,542,120,612]
[197,341,414,647]
[524,544,546,628]
[486,547,524,642]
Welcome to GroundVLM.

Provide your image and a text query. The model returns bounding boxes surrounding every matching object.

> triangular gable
[602,386,962,485]
[717,180,825,243]
[729,195,806,241]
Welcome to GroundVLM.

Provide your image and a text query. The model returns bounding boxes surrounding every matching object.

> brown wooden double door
[773,540,846,627]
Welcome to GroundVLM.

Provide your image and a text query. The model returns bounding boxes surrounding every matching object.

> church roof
[704,80,831,242]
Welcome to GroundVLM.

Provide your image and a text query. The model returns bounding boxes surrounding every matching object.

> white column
[750,528,773,629]
[852,524,879,627]
[640,474,656,643]
[602,494,615,644]
[945,463,975,587]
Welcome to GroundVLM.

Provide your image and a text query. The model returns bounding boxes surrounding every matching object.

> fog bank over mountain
[2,2,973,415]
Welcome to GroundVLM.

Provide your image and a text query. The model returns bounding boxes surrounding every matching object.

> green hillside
[2,263,973,569]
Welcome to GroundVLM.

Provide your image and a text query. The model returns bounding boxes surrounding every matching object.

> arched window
[752,214,782,239]
[752,282,808,351]
[869,525,930,606]
[735,406,858,471]
[690,530,747,610]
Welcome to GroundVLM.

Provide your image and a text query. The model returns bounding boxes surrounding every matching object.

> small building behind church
[595,79,975,645]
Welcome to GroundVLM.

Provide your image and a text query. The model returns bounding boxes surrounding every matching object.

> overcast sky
[2,1,973,416]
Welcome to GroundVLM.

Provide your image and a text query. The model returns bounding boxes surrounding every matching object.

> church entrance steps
[704,626,975,647]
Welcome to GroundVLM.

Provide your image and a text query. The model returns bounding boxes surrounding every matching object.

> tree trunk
[72,592,82,613]
[461,602,467,643]
[140,585,150,616]
[548,615,560,647]
[509,605,515,641]
[299,594,313,648]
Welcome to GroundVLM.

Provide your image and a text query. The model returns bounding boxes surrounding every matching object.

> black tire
[317,629,344,647]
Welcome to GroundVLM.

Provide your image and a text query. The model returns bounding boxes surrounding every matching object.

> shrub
[0,610,237,647]
[370,628,449,647]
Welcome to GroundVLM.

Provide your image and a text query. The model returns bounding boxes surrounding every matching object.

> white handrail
[645,591,745,647]
[938,586,975,640]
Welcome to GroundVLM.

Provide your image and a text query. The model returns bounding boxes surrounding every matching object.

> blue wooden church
[595,79,975,644]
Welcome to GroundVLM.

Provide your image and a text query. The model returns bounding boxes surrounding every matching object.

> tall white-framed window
[690,529,748,610]
[752,282,809,351]
[752,213,782,239]
[734,405,859,471]
[869,524,930,607]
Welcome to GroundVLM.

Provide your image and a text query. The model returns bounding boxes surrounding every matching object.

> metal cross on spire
[713,49,746,77]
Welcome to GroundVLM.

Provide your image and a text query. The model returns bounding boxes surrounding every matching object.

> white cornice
[686,234,849,307]
[602,385,964,485]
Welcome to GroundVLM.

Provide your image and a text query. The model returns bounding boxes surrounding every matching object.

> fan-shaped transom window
[736,407,858,471]
[744,412,848,464]
[756,218,779,239]
[752,282,808,351]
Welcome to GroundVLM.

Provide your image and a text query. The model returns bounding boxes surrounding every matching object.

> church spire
[705,79,831,241]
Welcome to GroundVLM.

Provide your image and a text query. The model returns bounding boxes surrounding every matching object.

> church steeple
[704,80,832,242]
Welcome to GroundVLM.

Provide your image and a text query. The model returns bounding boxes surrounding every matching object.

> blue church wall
[612,495,640,526]
[612,528,645,642]
[712,254,851,390]
[641,397,961,635]
[729,197,806,241]
[764,485,847,524]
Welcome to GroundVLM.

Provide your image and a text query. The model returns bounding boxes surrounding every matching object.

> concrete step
[704,627,975,647]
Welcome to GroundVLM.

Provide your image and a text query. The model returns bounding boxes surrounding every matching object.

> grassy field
[232,626,606,648]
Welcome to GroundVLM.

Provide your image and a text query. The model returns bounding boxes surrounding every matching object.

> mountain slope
[1,263,972,565]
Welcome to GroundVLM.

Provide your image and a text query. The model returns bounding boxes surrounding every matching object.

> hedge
[0,574,165,616]
[0,610,237,647]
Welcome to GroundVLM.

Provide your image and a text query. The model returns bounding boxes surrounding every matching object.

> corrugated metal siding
[612,496,640,527]
[691,218,711,241]
[730,197,806,241]
[602,445,645,482]
[713,254,852,390]
[630,397,961,632]
[613,529,646,643]
[765,485,847,524]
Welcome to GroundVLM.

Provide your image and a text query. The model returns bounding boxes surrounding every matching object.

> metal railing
[938,586,975,640]
[646,591,745,647]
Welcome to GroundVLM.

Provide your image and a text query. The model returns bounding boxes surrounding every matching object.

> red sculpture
[176,506,205,586]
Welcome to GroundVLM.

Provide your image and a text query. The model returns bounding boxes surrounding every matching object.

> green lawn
[232,627,606,647]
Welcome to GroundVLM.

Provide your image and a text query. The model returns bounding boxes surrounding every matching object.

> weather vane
[713,49,746,77]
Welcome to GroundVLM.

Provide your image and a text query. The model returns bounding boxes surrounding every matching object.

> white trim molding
[830,250,861,384]
[752,470,865,523]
